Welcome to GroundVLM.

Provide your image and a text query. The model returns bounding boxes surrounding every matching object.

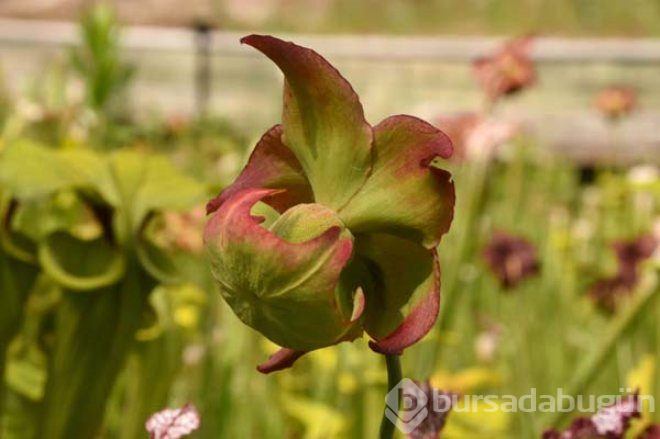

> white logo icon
[384,378,428,434]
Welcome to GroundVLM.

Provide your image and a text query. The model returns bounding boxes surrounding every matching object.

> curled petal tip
[257,348,306,374]
[368,251,441,355]
[207,187,286,215]
[206,124,312,215]
[240,34,269,46]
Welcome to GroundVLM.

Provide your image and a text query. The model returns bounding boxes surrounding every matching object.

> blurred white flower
[627,165,658,186]
[435,113,517,162]
[146,403,200,439]
[592,409,624,436]
[591,394,640,436]
[15,99,45,122]
[475,326,501,363]
[466,118,518,161]
[182,344,206,366]
[573,218,595,242]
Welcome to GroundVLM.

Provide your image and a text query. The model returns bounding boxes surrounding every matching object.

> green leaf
[4,336,48,401]
[136,238,180,285]
[0,252,39,359]
[242,35,373,210]
[0,141,85,198]
[107,150,206,232]
[11,192,102,242]
[38,232,125,291]
[135,155,206,222]
[0,196,37,263]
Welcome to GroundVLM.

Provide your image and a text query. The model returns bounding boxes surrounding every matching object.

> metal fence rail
[1,18,659,164]
[3,18,660,62]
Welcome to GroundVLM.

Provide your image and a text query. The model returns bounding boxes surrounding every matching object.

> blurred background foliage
[0,2,659,439]
[3,0,660,36]
[217,0,660,37]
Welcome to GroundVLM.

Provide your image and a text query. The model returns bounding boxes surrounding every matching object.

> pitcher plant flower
[594,86,637,121]
[473,36,536,106]
[204,35,455,373]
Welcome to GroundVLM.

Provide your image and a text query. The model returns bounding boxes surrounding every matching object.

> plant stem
[380,354,403,439]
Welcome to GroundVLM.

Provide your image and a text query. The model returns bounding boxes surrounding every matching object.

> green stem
[380,354,403,439]
[544,282,659,428]
[654,287,660,423]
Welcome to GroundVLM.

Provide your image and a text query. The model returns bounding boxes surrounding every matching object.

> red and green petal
[257,348,306,374]
[206,125,313,214]
[339,115,455,249]
[204,188,362,351]
[355,233,441,354]
[241,35,373,210]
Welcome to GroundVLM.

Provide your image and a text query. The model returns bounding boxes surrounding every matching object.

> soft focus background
[0,1,659,438]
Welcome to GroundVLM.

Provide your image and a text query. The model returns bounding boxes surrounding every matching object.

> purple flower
[612,234,657,274]
[146,403,200,439]
[483,231,540,289]
[542,392,641,439]
[590,234,658,312]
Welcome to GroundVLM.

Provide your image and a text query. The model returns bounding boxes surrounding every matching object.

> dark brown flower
[588,275,637,313]
[406,380,452,439]
[473,36,536,103]
[483,231,540,289]
[589,234,658,312]
[639,425,660,438]
[542,417,599,439]
[612,234,657,273]
[595,86,637,121]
